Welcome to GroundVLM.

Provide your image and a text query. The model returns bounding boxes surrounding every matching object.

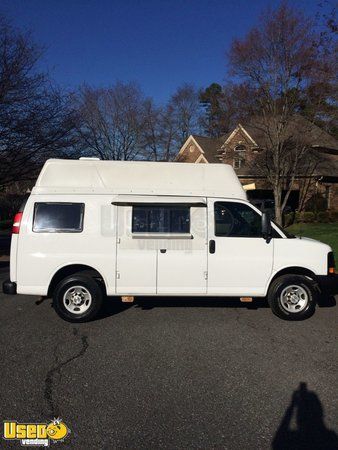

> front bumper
[317,274,338,296]
[2,279,17,295]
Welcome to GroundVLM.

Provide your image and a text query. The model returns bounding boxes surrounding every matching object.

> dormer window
[233,157,242,169]
[233,144,246,169]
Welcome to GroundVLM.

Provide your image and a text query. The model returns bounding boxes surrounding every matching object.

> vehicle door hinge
[204,271,208,280]
[116,271,120,279]
[117,237,121,244]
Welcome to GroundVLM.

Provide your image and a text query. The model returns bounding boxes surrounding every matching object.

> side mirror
[261,211,272,243]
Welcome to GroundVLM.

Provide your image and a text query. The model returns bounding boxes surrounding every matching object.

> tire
[267,274,317,321]
[53,274,103,322]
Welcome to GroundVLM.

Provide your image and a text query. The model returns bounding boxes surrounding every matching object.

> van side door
[207,199,273,296]
[156,204,207,294]
[116,201,208,295]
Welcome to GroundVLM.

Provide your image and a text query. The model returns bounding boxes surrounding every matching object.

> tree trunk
[273,185,283,226]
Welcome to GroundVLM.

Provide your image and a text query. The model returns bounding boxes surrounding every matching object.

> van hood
[294,235,332,252]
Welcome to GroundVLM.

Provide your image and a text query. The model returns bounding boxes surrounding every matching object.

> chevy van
[2,159,336,322]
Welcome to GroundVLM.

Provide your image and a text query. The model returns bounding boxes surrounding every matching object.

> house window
[233,144,246,169]
[132,205,190,233]
[233,157,242,169]
[33,203,84,232]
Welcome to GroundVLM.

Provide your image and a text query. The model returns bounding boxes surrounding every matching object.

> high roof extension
[33,159,247,199]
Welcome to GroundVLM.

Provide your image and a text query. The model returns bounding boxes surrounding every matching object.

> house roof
[180,118,338,178]
[191,135,228,163]
[241,115,338,153]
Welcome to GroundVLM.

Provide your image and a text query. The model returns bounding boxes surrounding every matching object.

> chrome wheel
[280,285,308,313]
[63,286,92,314]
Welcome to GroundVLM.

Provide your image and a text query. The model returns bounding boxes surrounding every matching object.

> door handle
[209,240,216,254]
[160,249,167,253]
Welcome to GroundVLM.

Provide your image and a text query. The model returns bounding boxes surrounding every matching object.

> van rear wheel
[53,274,103,322]
[267,274,317,320]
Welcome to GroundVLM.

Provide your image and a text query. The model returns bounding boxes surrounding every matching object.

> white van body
[5,159,336,321]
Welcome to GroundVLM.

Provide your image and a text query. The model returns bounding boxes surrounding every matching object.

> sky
[1,0,322,103]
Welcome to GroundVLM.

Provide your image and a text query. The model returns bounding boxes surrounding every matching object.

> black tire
[267,274,317,321]
[53,274,103,322]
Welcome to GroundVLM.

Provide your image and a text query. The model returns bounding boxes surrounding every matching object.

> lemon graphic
[46,419,69,441]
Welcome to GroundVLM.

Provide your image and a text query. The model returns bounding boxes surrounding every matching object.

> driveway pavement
[0,264,337,449]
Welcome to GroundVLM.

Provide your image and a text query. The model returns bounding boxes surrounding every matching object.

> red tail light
[12,212,23,234]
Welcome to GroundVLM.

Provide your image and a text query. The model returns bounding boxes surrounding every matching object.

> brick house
[176,118,338,211]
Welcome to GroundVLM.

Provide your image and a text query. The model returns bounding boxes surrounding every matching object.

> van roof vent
[79,157,101,161]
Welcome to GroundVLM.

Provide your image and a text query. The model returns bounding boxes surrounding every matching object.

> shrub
[317,211,330,223]
[329,210,338,223]
[283,213,295,227]
[302,211,316,223]
[293,211,304,223]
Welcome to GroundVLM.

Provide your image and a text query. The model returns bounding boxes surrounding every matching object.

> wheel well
[270,267,317,285]
[48,264,107,297]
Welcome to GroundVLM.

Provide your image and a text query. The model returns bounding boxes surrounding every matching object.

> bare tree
[74,82,151,160]
[228,4,336,224]
[0,16,75,187]
[141,98,163,161]
[159,103,177,161]
[169,83,201,145]
[142,100,178,162]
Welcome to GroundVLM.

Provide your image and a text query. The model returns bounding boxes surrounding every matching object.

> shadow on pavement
[316,295,336,308]
[97,298,133,319]
[135,297,269,310]
[91,297,269,322]
[90,293,336,321]
[272,382,338,450]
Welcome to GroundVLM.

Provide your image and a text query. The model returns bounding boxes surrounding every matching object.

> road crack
[44,328,89,417]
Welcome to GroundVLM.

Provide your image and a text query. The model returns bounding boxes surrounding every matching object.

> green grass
[287,222,338,256]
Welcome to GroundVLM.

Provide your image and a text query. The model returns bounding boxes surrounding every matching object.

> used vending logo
[3,418,70,447]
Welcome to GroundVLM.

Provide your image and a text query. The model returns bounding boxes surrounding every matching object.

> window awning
[111,195,207,206]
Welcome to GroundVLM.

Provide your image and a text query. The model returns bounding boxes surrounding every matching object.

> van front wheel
[268,275,317,320]
[53,275,103,322]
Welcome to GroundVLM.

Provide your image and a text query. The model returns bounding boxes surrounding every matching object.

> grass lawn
[287,222,338,256]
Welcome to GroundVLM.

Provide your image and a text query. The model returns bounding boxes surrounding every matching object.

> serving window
[132,205,190,234]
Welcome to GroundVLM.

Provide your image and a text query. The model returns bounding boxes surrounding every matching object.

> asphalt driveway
[0,264,337,449]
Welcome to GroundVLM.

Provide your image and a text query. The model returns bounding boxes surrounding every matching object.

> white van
[2,159,336,322]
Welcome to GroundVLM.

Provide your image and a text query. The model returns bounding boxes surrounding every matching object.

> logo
[3,418,70,447]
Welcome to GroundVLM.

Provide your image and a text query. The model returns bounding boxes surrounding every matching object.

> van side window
[132,205,190,233]
[33,203,84,232]
[214,202,262,237]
